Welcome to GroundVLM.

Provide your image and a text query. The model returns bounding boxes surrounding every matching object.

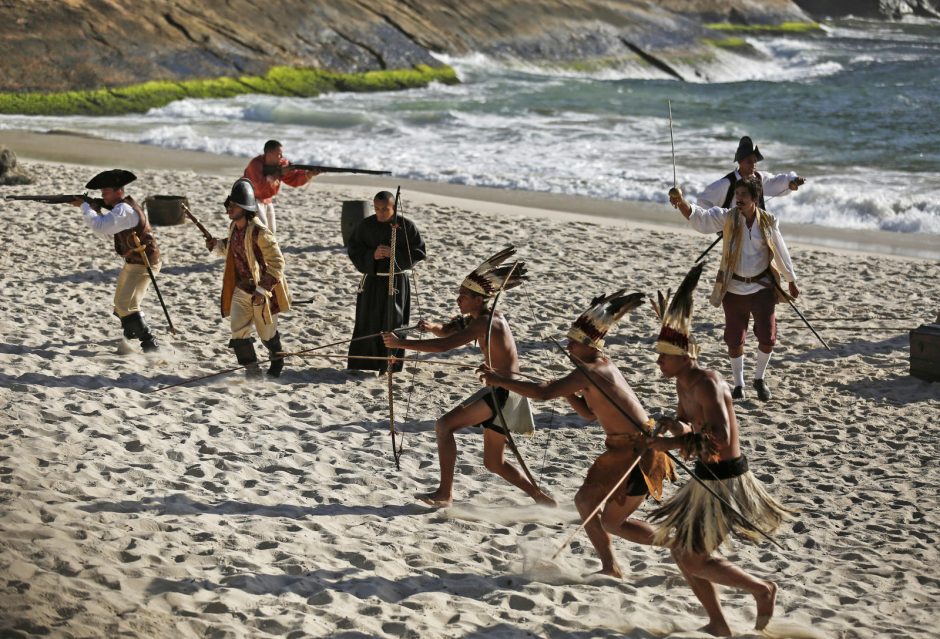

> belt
[731,272,768,284]
[373,271,412,276]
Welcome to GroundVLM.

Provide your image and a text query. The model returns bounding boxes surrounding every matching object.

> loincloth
[463,386,535,436]
[650,455,792,555]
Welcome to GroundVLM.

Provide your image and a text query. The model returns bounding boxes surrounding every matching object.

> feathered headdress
[461,246,527,297]
[568,289,645,349]
[655,263,704,358]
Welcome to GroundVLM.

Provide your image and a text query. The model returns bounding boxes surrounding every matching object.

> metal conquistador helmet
[229,178,258,212]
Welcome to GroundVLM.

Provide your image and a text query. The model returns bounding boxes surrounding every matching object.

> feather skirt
[650,463,791,555]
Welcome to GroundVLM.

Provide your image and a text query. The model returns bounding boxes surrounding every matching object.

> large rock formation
[0,0,811,93]
[793,0,940,18]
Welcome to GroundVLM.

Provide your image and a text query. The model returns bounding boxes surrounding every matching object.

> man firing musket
[61,169,165,352]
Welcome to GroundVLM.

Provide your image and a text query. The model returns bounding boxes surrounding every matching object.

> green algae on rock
[0,65,458,116]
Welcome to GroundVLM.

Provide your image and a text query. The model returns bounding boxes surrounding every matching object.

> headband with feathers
[568,289,645,349]
[655,263,704,358]
[461,246,527,297]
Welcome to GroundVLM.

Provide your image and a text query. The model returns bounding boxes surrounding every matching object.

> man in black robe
[347,191,426,373]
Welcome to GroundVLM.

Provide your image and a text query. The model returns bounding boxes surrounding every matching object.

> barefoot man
[478,290,675,577]
[648,263,791,636]
[382,247,555,508]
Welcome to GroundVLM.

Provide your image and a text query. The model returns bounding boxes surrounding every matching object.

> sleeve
[281,167,312,188]
[395,218,427,270]
[687,204,728,234]
[213,230,230,257]
[347,219,376,275]
[769,219,797,282]
[760,170,798,199]
[255,227,284,292]
[242,157,265,191]
[696,177,729,209]
[80,201,140,238]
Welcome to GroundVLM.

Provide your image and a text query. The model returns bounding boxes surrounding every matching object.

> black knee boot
[230,338,261,376]
[120,312,159,352]
[261,331,284,378]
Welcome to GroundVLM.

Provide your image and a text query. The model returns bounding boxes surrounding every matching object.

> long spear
[153,325,419,392]
[386,186,404,470]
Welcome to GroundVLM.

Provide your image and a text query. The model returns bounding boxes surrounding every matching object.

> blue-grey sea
[2,18,939,234]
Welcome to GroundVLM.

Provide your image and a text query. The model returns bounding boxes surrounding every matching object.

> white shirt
[697,169,798,209]
[81,201,140,239]
[687,204,797,296]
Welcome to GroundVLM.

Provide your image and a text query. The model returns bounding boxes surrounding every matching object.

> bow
[386,186,404,470]
[485,261,542,494]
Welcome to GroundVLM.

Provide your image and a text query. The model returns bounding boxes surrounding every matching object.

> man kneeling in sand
[648,263,791,636]
[383,247,555,508]
[479,290,675,577]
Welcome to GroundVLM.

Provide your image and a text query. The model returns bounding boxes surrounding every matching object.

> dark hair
[373,190,396,204]
[734,177,762,201]
[263,139,282,153]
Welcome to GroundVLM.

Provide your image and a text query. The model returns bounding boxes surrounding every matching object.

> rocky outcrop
[793,0,940,18]
[0,0,812,93]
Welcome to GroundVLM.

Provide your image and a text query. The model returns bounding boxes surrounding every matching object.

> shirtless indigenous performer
[382,246,555,508]
[647,262,792,636]
[478,290,675,577]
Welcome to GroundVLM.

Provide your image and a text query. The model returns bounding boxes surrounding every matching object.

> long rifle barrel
[262,164,391,176]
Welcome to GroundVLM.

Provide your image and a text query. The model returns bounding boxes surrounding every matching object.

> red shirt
[242,155,312,203]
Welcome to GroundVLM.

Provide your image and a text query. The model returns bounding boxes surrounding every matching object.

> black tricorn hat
[85,169,137,190]
[734,136,764,163]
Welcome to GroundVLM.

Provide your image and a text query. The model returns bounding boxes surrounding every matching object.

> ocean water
[2,18,939,234]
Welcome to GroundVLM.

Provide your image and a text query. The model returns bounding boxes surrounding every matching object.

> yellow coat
[215,218,291,318]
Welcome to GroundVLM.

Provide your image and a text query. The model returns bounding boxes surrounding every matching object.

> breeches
[114,261,160,317]
[721,288,776,349]
[229,287,278,340]
[256,202,276,234]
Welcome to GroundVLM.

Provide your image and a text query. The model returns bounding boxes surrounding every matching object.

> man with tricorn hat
[206,178,291,377]
[647,262,791,636]
[670,176,800,401]
[69,169,161,352]
[383,246,555,508]
[478,290,675,577]
[242,139,320,235]
[696,136,805,210]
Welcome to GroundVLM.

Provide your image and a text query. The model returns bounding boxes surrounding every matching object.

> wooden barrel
[341,200,370,246]
[145,195,189,226]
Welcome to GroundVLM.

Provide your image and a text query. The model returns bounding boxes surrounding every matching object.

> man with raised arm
[670,176,800,401]
[382,247,554,508]
[696,136,804,210]
[478,290,675,577]
[648,263,791,636]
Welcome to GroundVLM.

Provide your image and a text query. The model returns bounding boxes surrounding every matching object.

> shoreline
[3,128,938,261]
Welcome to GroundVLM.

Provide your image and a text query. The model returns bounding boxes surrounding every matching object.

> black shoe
[731,385,745,400]
[753,378,772,401]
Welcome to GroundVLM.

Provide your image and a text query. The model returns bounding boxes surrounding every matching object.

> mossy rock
[0,64,459,116]
[704,21,822,34]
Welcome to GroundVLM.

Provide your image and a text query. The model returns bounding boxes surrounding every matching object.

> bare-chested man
[478,290,674,577]
[382,247,555,508]
[647,263,790,636]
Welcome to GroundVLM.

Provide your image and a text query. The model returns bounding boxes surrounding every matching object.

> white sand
[0,155,938,638]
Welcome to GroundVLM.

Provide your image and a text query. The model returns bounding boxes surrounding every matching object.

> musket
[130,232,177,335]
[5,193,108,209]
[262,164,391,177]
[180,202,213,244]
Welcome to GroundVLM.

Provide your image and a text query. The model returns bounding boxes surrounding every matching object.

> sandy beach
[1,132,938,638]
